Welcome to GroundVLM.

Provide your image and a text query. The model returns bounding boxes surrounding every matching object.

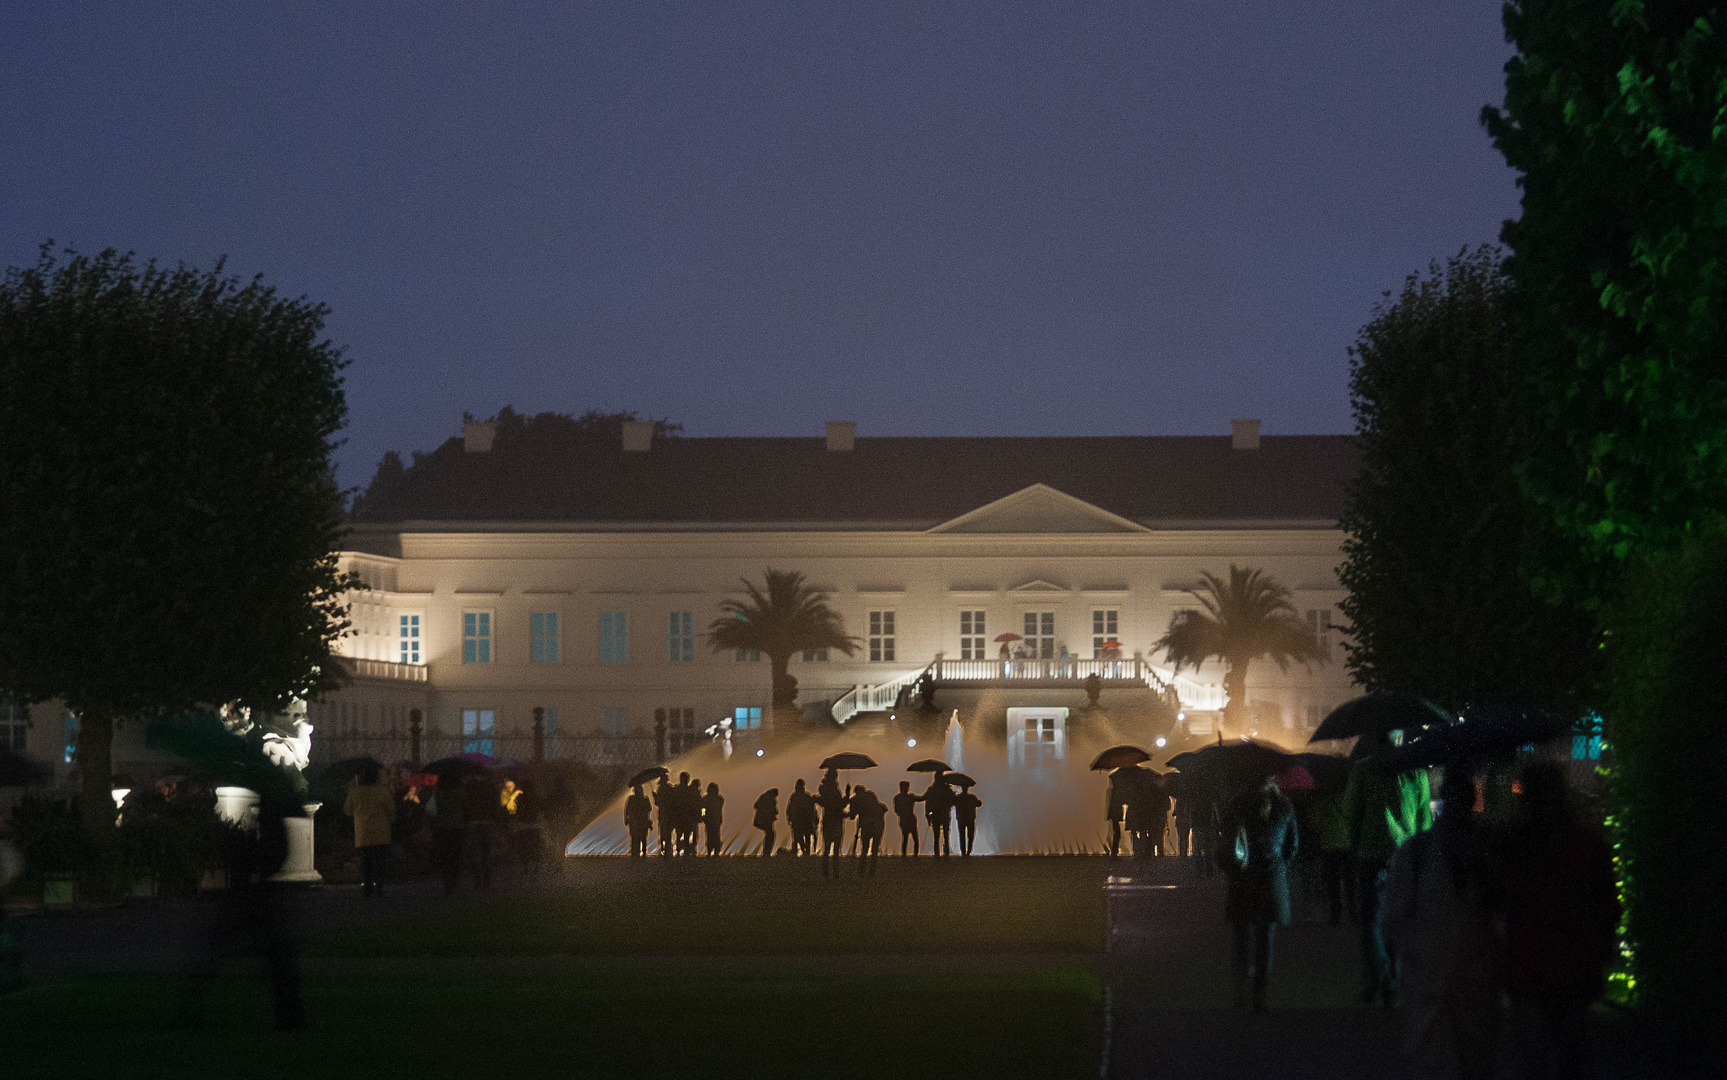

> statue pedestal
[213,789,322,883]
[272,802,323,883]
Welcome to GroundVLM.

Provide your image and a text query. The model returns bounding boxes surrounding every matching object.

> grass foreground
[2,856,1110,1079]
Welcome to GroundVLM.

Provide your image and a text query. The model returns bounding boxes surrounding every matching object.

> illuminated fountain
[567,701,1182,856]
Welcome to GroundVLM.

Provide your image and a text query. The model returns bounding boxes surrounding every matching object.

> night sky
[2,3,1518,490]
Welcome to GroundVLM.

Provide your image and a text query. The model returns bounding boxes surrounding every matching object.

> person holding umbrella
[816,767,849,876]
[848,785,888,875]
[950,775,982,857]
[922,772,955,858]
[624,783,653,857]
[1343,729,1434,1006]
[1223,773,1300,1012]
[342,759,396,898]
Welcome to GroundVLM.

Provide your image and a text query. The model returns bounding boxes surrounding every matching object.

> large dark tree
[1337,247,1595,712]
[0,246,354,836]
[1484,2,1727,1028]
[1483,0,1727,602]
[1155,566,1324,737]
[707,570,857,725]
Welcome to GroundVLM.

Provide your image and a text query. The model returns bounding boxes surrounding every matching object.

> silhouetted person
[624,783,652,857]
[849,785,888,876]
[1106,769,1128,857]
[786,778,818,856]
[816,768,848,876]
[752,788,779,856]
[653,776,675,857]
[343,763,396,897]
[1384,769,1500,1080]
[952,780,982,856]
[1124,769,1169,857]
[179,798,306,1031]
[673,772,698,855]
[1314,780,1357,925]
[461,774,498,888]
[922,774,954,857]
[1344,730,1433,1004]
[426,775,468,893]
[1503,762,1617,1080]
[1224,775,1299,1012]
[893,780,923,856]
[701,782,725,856]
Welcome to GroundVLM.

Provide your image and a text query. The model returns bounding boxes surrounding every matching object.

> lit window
[463,612,492,663]
[959,610,986,660]
[531,612,560,663]
[462,708,495,755]
[735,646,761,662]
[658,706,697,754]
[1023,612,1055,659]
[801,647,829,662]
[667,611,695,662]
[0,699,28,754]
[733,706,763,731]
[599,612,628,664]
[398,614,421,664]
[869,611,896,662]
[1091,609,1118,656]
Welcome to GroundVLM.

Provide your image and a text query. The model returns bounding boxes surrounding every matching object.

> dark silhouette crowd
[622,767,983,876]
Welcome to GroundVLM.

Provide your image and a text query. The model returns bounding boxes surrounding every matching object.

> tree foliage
[0,245,354,830]
[350,406,682,519]
[707,570,858,718]
[1337,247,1596,712]
[1155,566,1323,734]
[1483,0,1727,600]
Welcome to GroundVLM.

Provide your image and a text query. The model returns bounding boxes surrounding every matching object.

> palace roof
[347,433,1357,533]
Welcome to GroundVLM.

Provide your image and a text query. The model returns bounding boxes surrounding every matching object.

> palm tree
[1155,565,1325,736]
[708,570,859,725]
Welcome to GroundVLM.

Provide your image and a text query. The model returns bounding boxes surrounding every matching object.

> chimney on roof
[621,420,654,452]
[463,421,496,453]
[1231,418,1261,450]
[826,421,856,452]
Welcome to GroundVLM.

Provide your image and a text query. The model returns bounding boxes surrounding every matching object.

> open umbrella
[1166,740,1291,801]
[944,772,977,788]
[1276,764,1316,792]
[628,765,671,789]
[1373,705,1575,771]
[993,632,1023,643]
[1098,640,1124,650]
[1310,693,1452,743]
[404,772,439,789]
[423,754,496,781]
[819,751,878,771]
[325,755,383,782]
[906,758,952,773]
[1089,744,1152,771]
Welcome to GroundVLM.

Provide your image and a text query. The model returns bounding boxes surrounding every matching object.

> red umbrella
[404,773,438,788]
[993,632,1023,642]
[1098,640,1124,650]
[1276,765,1316,792]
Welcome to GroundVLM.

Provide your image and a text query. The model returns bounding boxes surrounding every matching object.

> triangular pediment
[928,483,1150,534]
[1009,578,1069,593]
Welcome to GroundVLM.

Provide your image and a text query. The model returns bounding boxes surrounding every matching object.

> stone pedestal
[272,802,323,883]
[212,788,322,883]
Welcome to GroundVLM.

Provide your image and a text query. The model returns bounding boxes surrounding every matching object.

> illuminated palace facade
[299,419,1361,771]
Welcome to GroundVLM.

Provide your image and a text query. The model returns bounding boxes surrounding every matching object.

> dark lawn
[0,966,1103,1080]
[2,856,1112,1078]
[311,854,1111,957]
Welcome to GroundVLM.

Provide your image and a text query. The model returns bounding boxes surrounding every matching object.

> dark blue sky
[2,3,1517,490]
